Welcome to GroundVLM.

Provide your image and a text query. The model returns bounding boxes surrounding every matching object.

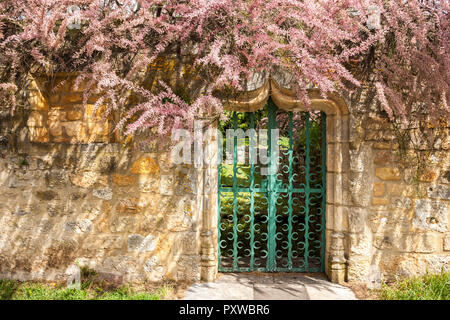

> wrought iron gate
[218,99,326,272]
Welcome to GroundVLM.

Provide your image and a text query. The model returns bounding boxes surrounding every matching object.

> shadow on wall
[0,138,204,285]
[342,98,450,285]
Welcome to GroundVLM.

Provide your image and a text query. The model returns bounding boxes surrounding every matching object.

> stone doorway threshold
[182,273,357,300]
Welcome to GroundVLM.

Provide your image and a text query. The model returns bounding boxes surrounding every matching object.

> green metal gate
[218,99,326,272]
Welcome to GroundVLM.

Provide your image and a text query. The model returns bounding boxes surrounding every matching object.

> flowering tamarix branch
[0,0,448,140]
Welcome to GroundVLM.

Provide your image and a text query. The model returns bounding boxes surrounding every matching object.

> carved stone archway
[199,74,350,283]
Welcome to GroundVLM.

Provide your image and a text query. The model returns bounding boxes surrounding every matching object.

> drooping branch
[0,0,447,141]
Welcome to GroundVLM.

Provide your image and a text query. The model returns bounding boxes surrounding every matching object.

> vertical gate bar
[218,128,222,270]
[267,100,278,271]
[304,112,311,270]
[320,112,327,271]
[249,112,256,270]
[287,111,294,270]
[232,112,239,271]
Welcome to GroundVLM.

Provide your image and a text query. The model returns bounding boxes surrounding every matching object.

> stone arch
[199,79,350,283]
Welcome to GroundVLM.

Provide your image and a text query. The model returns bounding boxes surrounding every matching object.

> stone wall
[0,139,215,283]
[26,74,113,144]
[0,76,217,284]
[341,91,450,283]
[0,78,448,285]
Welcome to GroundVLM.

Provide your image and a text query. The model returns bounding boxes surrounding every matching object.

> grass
[0,268,172,300]
[0,279,170,300]
[378,272,450,300]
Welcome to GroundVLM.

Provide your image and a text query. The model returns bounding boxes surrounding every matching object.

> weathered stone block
[64,219,93,233]
[347,207,367,233]
[112,174,135,187]
[86,121,110,137]
[48,121,63,137]
[61,92,83,104]
[29,127,49,143]
[419,170,438,182]
[174,255,201,281]
[8,171,44,188]
[39,220,54,234]
[27,111,46,127]
[398,233,437,253]
[374,151,393,165]
[145,263,166,282]
[372,197,389,206]
[444,234,450,251]
[390,197,412,209]
[348,232,372,257]
[97,272,124,286]
[143,256,159,272]
[67,109,83,121]
[158,152,176,171]
[137,216,160,233]
[373,235,393,250]
[441,171,450,184]
[45,170,70,187]
[346,256,371,282]
[369,210,412,233]
[160,174,175,195]
[137,175,160,193]
[386,183,412,197]
[393,254,450,278]
[15,208,32,216]
[166,212,194,232]
[116,197,142,214]
[163,168,198,195]
[127,234,157,252]
[84,104,107,121]
[102,255,134,274]
[413,199,448,233]
[29,90,48,111]
[349,171,373,206]
[373,183,385,197]
[70,191,88,200]
[427,185,450,200]
[70,171,108,188]
[373,142,391,150]
[48,94,61,105]
[364,130,383,141]
[382,131,396,141]
[93,187,113,200]
[49,121,90,143]
[375,167,401,181]
[171,232,199,255]
[75,147,118,173]
[45,238,79,268]
[79,204,102,220]
[130,157,159,174]
[110,216,137,233]
[90,235,124,250]
[48,109,67,122]
[61,121,84,137]
[35,190,58,200]
[47,200,74,217]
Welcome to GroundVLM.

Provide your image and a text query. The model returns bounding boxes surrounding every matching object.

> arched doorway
[217,99,327,272]
[199,79,350,283]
